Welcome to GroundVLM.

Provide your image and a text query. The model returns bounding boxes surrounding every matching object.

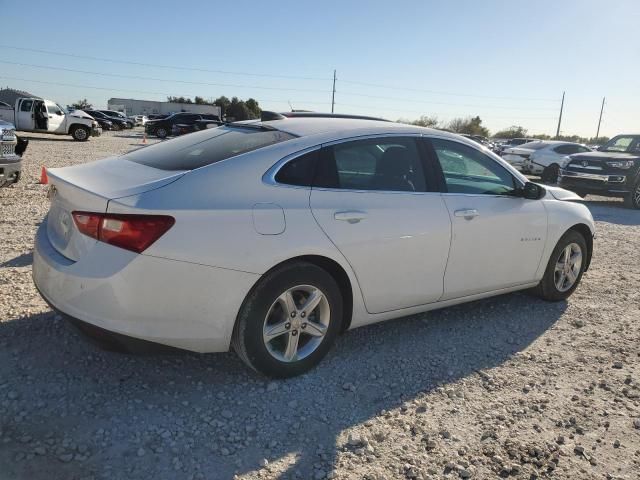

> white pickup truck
[0,97,101,141]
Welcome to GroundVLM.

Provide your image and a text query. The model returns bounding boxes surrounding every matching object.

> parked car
[502,141,592,183]
[559,134,640,208]
[33,112,595,378]
[0,119,28,186]
[82,110,114,131]
[0,97,101,141]
[461,134,495,151]
[84,110,127,131]
[98,110,134,128]
[147,114,170,121]
[146,113,221,138]
[171,118,223,136]
[496,138,538,155]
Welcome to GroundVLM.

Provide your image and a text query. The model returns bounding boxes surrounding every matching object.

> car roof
[248,116,457,140]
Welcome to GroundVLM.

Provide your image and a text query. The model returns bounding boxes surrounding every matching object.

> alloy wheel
[553,242,583,292]
[262,285,331,362]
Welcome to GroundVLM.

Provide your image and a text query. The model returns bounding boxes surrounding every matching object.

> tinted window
[431,138,516,195]
[124,126,295,171]
[275,150,318,187]
[601,135,640,153]
[316,137,426,192]
[554,144,582,155]
[20,100,33,112]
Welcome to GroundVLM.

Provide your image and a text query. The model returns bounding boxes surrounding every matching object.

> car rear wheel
[156,127,168,139]
[232,262,343,378]
[624,178,640,209]
[541,164,559,184]
[532,230,587,301]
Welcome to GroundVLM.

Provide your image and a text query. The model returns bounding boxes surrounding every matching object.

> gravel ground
[1,131,639,480]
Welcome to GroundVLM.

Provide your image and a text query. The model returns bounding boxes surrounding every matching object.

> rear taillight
[72,212,175,253]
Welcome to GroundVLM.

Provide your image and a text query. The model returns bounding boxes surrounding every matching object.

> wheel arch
[243,255,355,333]
[568,223,593,271]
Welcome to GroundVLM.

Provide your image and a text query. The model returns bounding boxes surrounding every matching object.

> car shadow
[0,291,566,480]
[583,196,640,226]
[0,251,32,268]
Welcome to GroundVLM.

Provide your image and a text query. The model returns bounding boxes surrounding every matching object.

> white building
[107,98,221,117]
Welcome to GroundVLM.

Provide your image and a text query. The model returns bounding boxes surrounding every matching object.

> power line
[336,90,558,111]
[0,60,332,94]
[0,45,331,82]
[0,76,331,106]
[338,79,559,102]
[1,44,560,103]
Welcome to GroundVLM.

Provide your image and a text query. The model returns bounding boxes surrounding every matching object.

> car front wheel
[624,178,640,209]
[232,262,343,378]
[156,127,168,138]
[532,230,587,301]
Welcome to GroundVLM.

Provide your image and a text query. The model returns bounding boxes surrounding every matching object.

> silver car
[0,120,26,187]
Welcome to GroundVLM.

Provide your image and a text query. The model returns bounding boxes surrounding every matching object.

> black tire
[71,125,90,141]
[156,127,168,139]
[541,164,559,184]
[532,230,588,301]
[232,262,343,378]
[623,177,640,209]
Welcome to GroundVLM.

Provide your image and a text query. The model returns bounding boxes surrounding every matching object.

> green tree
[447,116,489,137]
[493,125,528,139]
[244,98,261,118]
[167,96,193,104]
[71,99,92,110]
[397,115,440,128]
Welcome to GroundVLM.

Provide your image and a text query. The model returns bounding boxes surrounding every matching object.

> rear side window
[275,150,318,186]
[554,144,582,155]
[315,137,427,192]
[123,126,296,171]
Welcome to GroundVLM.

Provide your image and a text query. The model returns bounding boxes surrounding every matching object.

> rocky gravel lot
[1,131,639,480]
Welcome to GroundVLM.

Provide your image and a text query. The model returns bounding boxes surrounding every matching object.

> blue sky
[1,0,638,137]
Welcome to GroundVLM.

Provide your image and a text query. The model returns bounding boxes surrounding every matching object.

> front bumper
[558,169,630,196]
[0,155,21,187]
[91,127,102,137]
[32,220,259,353]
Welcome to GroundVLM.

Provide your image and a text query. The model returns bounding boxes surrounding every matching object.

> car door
[45,103,65,133]
[16,99,35,130]
[426,137,547,300]
[309,135,451,314]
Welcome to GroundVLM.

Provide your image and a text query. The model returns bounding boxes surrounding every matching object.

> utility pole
[331,69,336,113]
[555,91,565,138]
[595,97,605,140]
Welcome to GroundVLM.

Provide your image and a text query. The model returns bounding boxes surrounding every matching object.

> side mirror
[522,182,545,200]
[57,111,64,115]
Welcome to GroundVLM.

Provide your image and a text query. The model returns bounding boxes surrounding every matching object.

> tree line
[398,115,609,145]
[166,96,260,121]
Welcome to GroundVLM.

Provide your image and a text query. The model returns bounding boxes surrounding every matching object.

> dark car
[171,118,223,136]
[147,114,170,120]
[97,110,134,128]
[146,113,221,138]
[559,134,640,208]
[497,138,537,155]
[85,110,126,131]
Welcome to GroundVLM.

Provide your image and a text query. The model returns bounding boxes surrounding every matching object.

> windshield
[600,135,640,153]
[123,125,296,170]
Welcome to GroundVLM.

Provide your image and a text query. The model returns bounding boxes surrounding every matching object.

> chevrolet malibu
[33,113,595,377]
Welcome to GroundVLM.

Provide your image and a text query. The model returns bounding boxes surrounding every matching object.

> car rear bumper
[0,155,21,186]
[558,169,630,196]
[32,220,260,353]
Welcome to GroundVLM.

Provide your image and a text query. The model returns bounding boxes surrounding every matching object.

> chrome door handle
[334,210,368,223]
[454,209,479,220]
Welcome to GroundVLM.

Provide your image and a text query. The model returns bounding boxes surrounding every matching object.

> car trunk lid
[46,157,186,261]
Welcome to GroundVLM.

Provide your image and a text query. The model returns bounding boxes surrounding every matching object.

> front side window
[123,126,296,171]
[315,137,426,192]
[47,104,62,115]
[430,138,517,195]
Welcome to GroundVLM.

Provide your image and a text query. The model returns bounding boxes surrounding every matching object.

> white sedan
[502,140,592,183]
[33,114,595,377]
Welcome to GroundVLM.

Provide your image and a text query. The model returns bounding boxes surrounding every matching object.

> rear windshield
[123,126,296,171]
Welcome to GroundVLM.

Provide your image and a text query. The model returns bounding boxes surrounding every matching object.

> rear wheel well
[261,255,354,332]
[568,223,593,271]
